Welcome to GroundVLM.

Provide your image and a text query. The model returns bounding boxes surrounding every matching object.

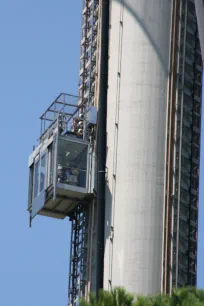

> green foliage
[80,287,204,306]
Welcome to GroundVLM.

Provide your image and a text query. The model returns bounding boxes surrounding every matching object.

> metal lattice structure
[176,0,201,287]
[79,0,99,107]
[39,93,78,136]
[68,205,88,306]
[68,1,99,304]
[164,0,202,293]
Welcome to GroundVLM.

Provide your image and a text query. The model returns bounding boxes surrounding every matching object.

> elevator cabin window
[33,153,47,198]
[40,154,46,192]
[47,144,54,186]
[57,139,88,189]
[28,165,34,208]
[34,158,40,198]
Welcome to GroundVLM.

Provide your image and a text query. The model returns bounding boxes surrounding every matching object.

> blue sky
[0,1,81,305]
[0,1,203,306]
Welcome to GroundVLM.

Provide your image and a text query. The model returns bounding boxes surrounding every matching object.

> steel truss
[68,1,99,305]
[68,205,88,305]
[164,0,202,293]
[79,0,99,108]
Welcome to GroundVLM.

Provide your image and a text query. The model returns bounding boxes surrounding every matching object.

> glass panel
[49,144,54,186]
[34,160,40,198]
[40,154,46,192]
[57,138,88,188]
[28,165,34,207]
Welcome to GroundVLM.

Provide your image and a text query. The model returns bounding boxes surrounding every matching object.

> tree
[80,287,134,306]
[79,287,204,306]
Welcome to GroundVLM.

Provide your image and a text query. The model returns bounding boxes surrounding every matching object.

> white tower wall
[104,0,172,295]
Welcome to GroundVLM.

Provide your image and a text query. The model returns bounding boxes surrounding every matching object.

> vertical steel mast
[68,0,99,305]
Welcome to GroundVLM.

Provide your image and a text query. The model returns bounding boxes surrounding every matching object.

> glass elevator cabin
[28,93,96,225]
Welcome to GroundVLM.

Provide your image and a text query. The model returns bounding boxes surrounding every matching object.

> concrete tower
[104,0,202,296]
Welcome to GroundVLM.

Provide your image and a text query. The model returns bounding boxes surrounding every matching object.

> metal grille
[68,205,88,306]
[79,0,99,108]
[165,0,202,291]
